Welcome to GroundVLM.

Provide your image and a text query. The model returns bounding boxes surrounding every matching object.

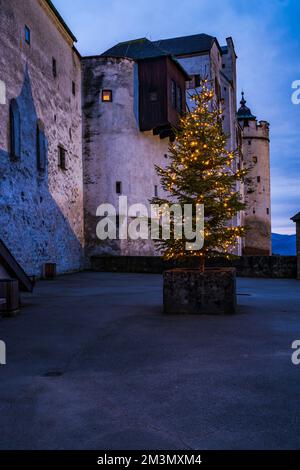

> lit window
[102,90,112,102]
[58,146,67,170]
[116,182,122,194]
[25,25,31,45]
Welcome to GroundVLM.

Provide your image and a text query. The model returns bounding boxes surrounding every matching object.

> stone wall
[90,255,297,279]
[81,56,169,259]
[242,120,271,255]
[0,0,84,276]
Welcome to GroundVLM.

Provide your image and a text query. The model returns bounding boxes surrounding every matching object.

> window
[257,176,261,183]
[176,85,182,113]
[72,81,76,96]
[116,181,122,194]
[25,25,30,45]
[149,91,158,102]
[222,64,226,69]
[10,99,21,160]
[102,90,112,102]
[37,120,46,171]
[58,146,67,170]
[187,75,200,90]
[253,208,256,214]
[52,58,57,78]
[266,208,270,215]
[194,74,201,88]
[253,156,258,164]
[171,80,176,108]
[154,185,158,197]
[248,140,252,145]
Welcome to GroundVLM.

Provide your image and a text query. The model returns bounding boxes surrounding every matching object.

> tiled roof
[291,212,300,222]
[101,38,170,60]
[154,33,218,56]
[101,38,190,79]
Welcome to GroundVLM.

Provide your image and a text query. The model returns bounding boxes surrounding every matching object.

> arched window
[10,99,21,160]
[36,119,46,171]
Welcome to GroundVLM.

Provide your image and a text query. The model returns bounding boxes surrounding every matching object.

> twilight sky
[55,0,300,234]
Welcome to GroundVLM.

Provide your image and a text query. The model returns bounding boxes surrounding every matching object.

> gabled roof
[154,33,221,56]
[102,38,170,60]
[45,0,77,42]
[291,212,300,222]
[101,38,190,79]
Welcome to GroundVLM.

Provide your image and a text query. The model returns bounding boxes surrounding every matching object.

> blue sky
[55,0,300,234]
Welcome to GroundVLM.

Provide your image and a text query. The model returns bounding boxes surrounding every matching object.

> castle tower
[237,92,271,255]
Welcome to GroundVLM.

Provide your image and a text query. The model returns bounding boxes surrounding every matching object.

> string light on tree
[151,78,247,271]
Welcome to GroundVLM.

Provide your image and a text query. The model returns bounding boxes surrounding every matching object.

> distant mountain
[272,233,296,256]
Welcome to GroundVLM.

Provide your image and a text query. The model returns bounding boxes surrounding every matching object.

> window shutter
[10,99,21,160]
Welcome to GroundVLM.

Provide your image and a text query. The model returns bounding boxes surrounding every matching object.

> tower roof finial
[237,91,256,120]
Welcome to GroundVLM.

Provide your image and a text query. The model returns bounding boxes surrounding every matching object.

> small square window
[257,176,261,183]
[25,25,31,45]
[58,146,67,170]
[116,181,122,194]
[222,64,226,69]
[266,208,270,215]
[253,156,258,164]
[52,58,57,78]
[72,81,76,96]
[102,90,112,102]
[248,140,252,145]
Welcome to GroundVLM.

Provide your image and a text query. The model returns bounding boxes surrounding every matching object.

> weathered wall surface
[91,255,297,279]
[242,120,271,255]
[0,0,84,275]
[82,56,169,258]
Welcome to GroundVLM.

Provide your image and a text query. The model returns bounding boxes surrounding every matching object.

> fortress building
[237,93,271,255]
[0,0,271,276]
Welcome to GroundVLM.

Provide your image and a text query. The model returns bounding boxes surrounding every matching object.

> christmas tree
[152,79,247,271]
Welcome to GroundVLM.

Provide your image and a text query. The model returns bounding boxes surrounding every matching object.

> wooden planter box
[163,268,237,315]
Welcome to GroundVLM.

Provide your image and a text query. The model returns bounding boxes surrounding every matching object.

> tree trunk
[199,256,205,272]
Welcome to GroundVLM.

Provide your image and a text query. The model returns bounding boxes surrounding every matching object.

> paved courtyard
[0,272,300,450]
